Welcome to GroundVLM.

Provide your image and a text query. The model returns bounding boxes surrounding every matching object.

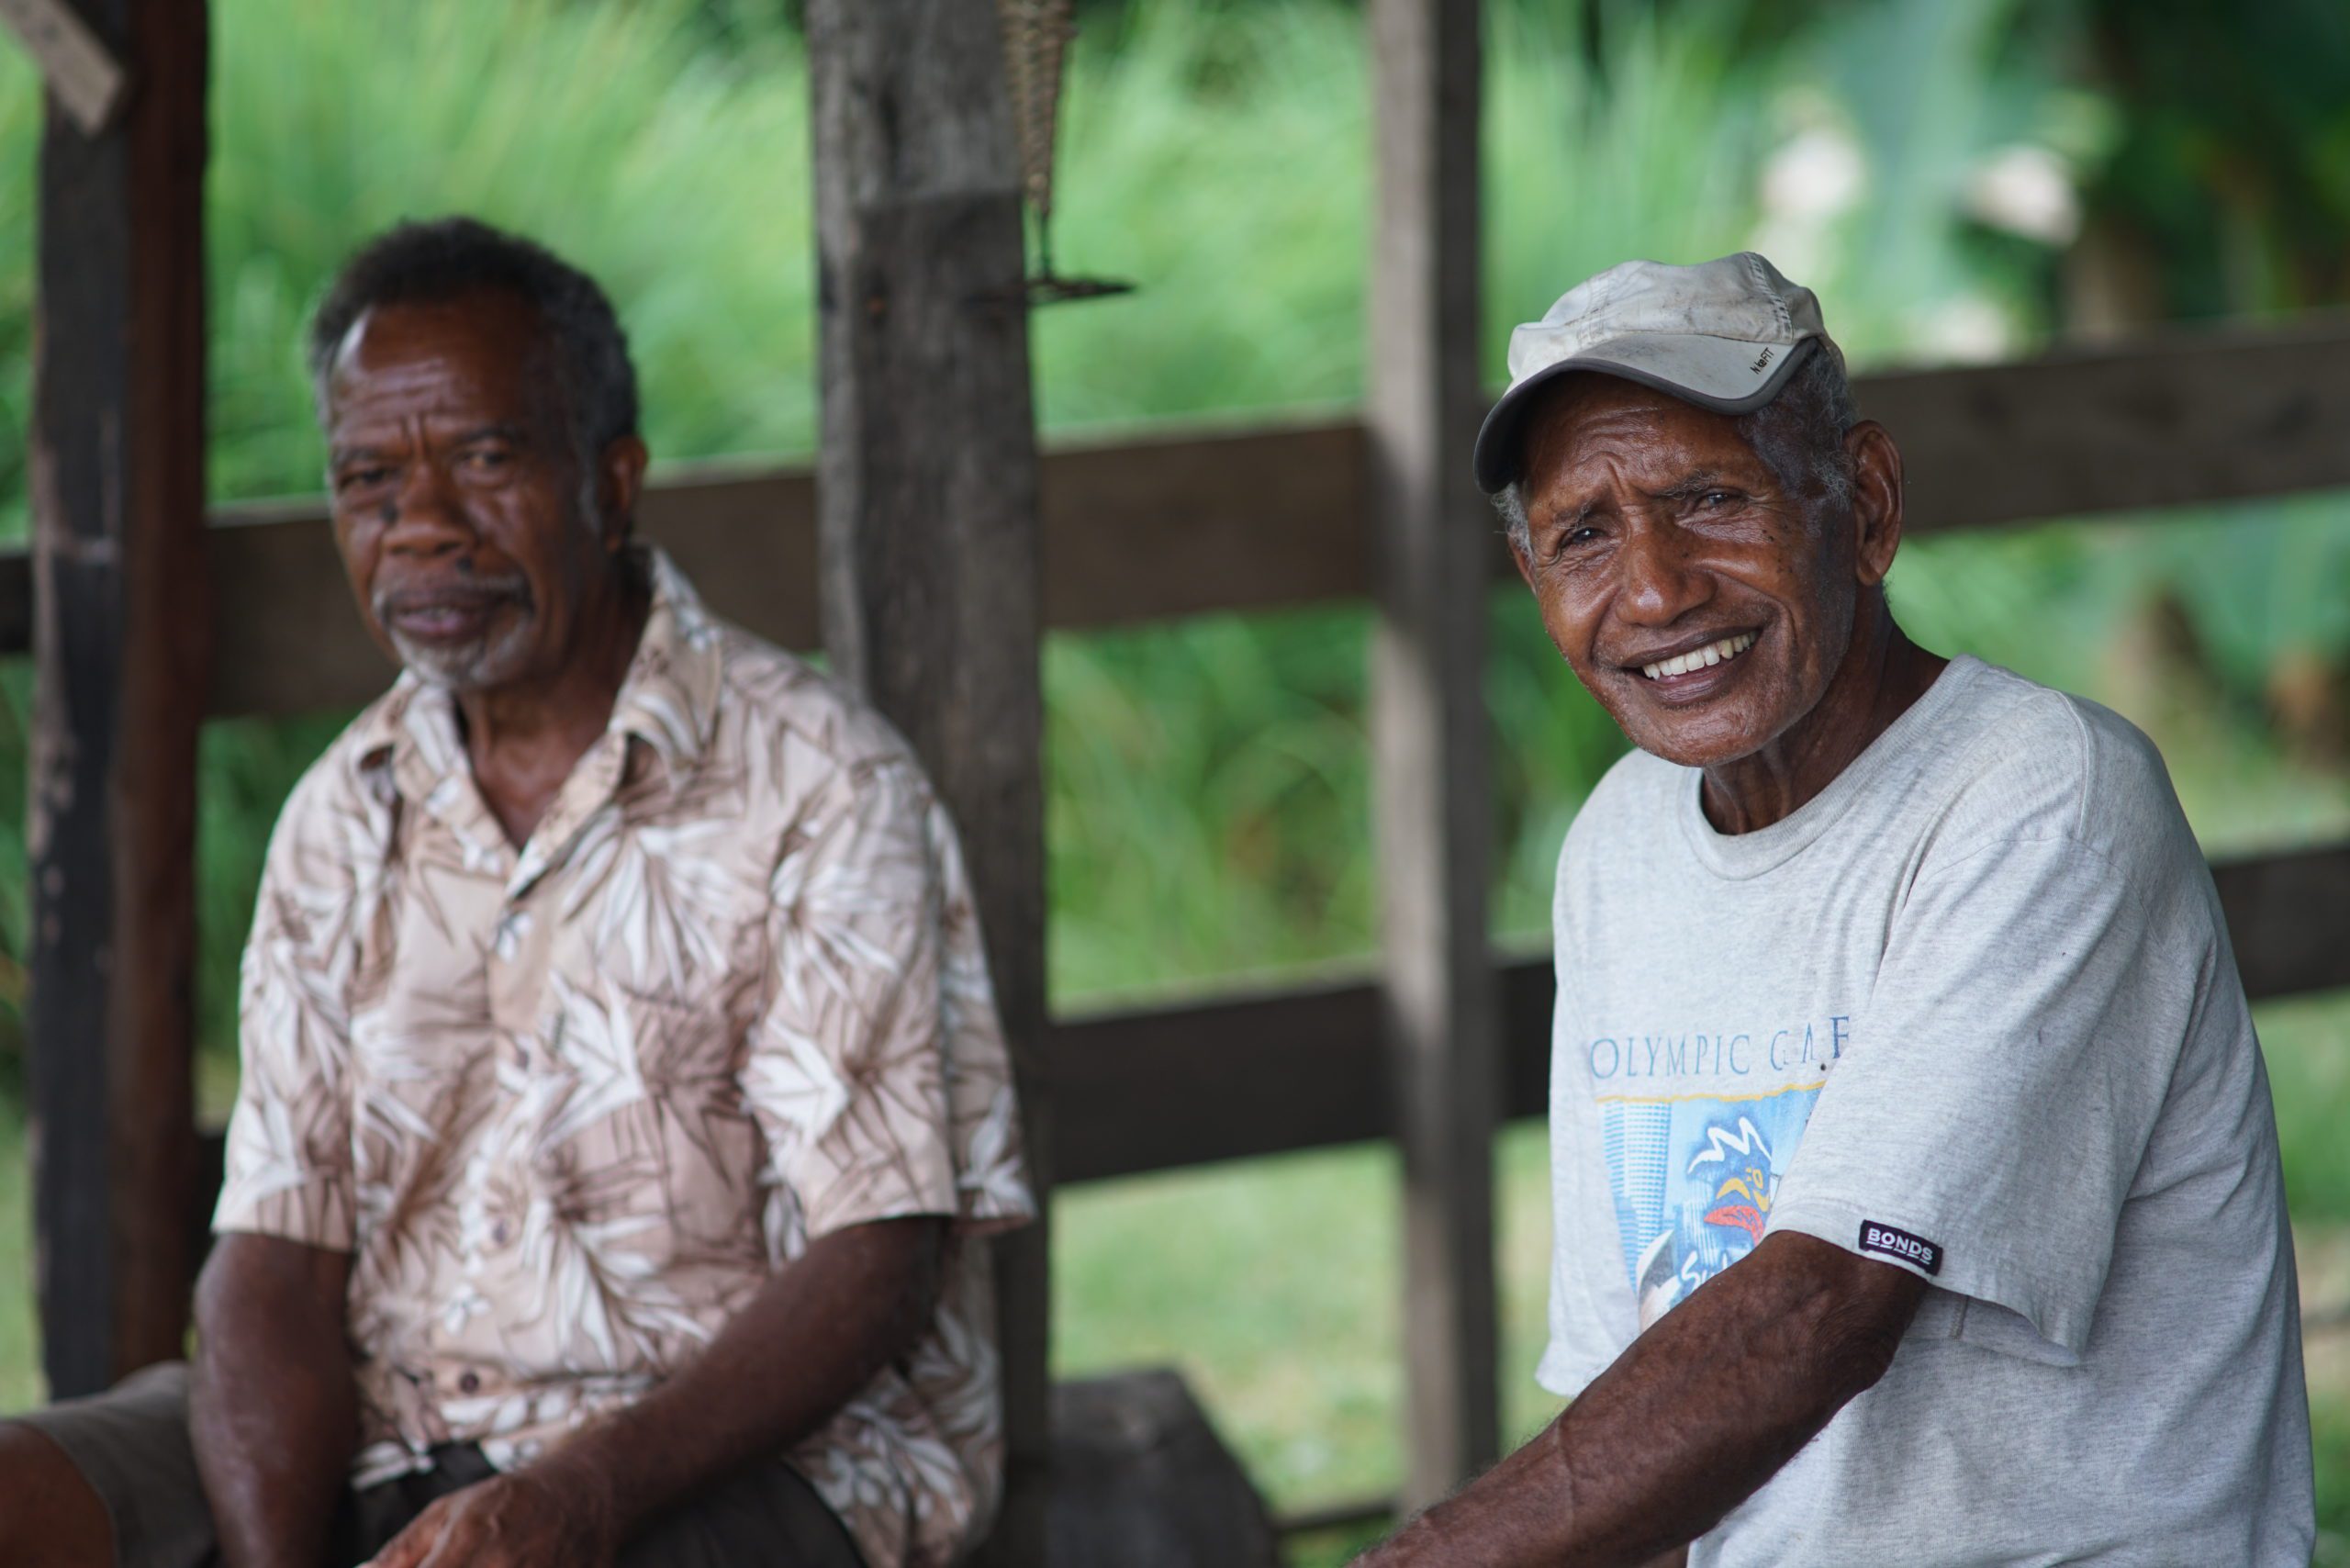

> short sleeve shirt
[1541,656,2312,1565]
[215,550,1037,1568]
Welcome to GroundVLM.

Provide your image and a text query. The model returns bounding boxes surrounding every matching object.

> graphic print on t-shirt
[1601,1081,1824,1327]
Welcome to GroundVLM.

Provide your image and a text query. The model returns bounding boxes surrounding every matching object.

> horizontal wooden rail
[183,838,2350,1226]
[1046,842,2350,1184]
[3,313,2349,717]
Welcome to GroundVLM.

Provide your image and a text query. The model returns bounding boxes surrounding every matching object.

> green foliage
[2262,995,2350,1226]
[0,1112,30,1412]
[199,0,818,515]
[2067,0,2350,317]
[2320,1396,2350,1568]
[0,47,33,544]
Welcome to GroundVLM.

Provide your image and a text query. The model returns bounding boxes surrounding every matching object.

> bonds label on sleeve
[1858,1220,1943,1276]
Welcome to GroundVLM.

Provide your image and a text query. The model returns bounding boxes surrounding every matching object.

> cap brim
[1472,333,1817,493]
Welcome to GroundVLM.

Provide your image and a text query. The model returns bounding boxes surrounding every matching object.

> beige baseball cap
[1472,252,1826,493]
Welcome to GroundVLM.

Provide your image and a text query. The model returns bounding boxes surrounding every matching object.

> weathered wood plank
[182,834,2350,1226]
[2213,844,2350,1003]
[196,464,828,718]
[1045,841,2350,1185]
[1038,417,1369,624]
[1049,977,1390,1182]
[804,3,1052,1560]
[1366,0,1499,1507]
[26,0,208,1397]
[123,416,1366,719]
[6,316,2350,714]
[1873,312,2350,534]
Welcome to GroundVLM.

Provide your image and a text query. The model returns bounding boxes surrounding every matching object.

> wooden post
[805,3,1051,1560]
[25,0,211,1398]
[1367,0,1500,1509]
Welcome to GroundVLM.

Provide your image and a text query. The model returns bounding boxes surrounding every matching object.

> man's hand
[1354,1233,1923,1567]
[363,1458,617,1568]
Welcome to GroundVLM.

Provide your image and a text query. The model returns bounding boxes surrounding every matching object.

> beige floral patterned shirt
[214,551,1035,1568]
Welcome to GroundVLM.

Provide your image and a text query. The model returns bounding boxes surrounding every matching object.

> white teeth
[1640,632,1756,681]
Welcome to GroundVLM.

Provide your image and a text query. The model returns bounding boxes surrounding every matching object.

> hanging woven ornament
[995,0,1133,306]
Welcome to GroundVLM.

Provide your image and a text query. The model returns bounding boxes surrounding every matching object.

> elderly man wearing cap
[1356,254,2312,1567]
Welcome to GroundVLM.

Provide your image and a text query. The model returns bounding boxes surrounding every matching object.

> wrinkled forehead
[324,292,561,434]
[1517,372,1768,503]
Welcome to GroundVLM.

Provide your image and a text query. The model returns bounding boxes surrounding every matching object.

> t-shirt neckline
[1673,654,1985,880]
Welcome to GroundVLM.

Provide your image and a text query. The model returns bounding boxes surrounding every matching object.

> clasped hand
[362,1458,620,1568]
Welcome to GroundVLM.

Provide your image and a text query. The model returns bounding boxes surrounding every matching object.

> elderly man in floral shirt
[0,218,1033,1568]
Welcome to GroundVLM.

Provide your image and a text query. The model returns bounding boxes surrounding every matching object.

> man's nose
[382,467,476,559]
[1614,519,1712,626]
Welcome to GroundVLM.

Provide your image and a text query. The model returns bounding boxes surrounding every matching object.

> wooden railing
[6,308,2347,712]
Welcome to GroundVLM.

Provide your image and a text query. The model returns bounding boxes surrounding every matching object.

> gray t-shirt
[1540,655,2313,1565]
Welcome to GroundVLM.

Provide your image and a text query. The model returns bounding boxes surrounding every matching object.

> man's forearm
[190,1235,359,1568]
[1361,1234,1921,1567]
[532,1215,948,1540]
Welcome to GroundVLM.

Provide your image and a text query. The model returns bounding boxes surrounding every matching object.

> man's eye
[1699,489,1737,508]
[336,465,390,492]
[1546,525,1600,561]
[460,448,513,474]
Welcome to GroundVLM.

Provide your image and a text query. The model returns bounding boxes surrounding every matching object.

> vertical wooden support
[805,4,1051,1561]
[1367,0,1500,1509]
[26,0,211,1398]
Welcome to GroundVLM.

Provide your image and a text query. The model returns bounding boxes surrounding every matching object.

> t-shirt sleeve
[740,756,1036,1247]
[213,770,364,1250]
[1764,831,2196,1362]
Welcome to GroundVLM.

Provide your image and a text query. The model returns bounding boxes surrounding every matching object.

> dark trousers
[16,1362,867,1567]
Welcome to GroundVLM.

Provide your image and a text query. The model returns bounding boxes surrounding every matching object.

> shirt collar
[353,546,725,797]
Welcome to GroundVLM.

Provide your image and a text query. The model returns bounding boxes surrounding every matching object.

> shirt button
[491,1220,510,1245]
[458,1372,481,1394]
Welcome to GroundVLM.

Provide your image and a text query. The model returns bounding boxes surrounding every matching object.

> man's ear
[598,433,650,550]
[1844,420,1904,588]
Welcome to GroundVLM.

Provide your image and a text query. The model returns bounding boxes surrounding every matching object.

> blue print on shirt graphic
[1601,1082,1824,1327]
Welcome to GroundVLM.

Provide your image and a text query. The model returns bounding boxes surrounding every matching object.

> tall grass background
[2,1,2349,1560]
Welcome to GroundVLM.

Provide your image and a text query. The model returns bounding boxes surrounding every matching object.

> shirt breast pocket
[532,982,764,1255]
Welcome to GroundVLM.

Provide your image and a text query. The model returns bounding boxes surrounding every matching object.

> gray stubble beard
[385,611,536,693]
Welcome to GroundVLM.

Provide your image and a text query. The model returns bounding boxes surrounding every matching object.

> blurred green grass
[2,2,2349,1562]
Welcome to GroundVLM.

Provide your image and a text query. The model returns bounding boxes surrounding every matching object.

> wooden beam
[26,0,208,1397]
[2212,844,2350,1003]
[1366,0,1500,1507]
[1044,841,2350,1186]
[1872,312,2350,534]
[79,415,1364,720]
[1050,977,1390,1182]
[178,834,2350,1252]
[7,313,2350,715]
[1038,416,1369,624]
[804,3,1053,1560]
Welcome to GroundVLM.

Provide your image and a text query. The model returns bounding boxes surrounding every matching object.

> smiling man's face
[1511,373,1860,769]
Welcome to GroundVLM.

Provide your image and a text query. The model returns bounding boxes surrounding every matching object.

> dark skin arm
[190,1234,360,1568]
[1356,1233,1925,1567]
[365,1215,947,1568]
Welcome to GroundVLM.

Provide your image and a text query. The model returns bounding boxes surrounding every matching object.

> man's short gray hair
[1494,340,1860,557]
[308,217,640,532]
